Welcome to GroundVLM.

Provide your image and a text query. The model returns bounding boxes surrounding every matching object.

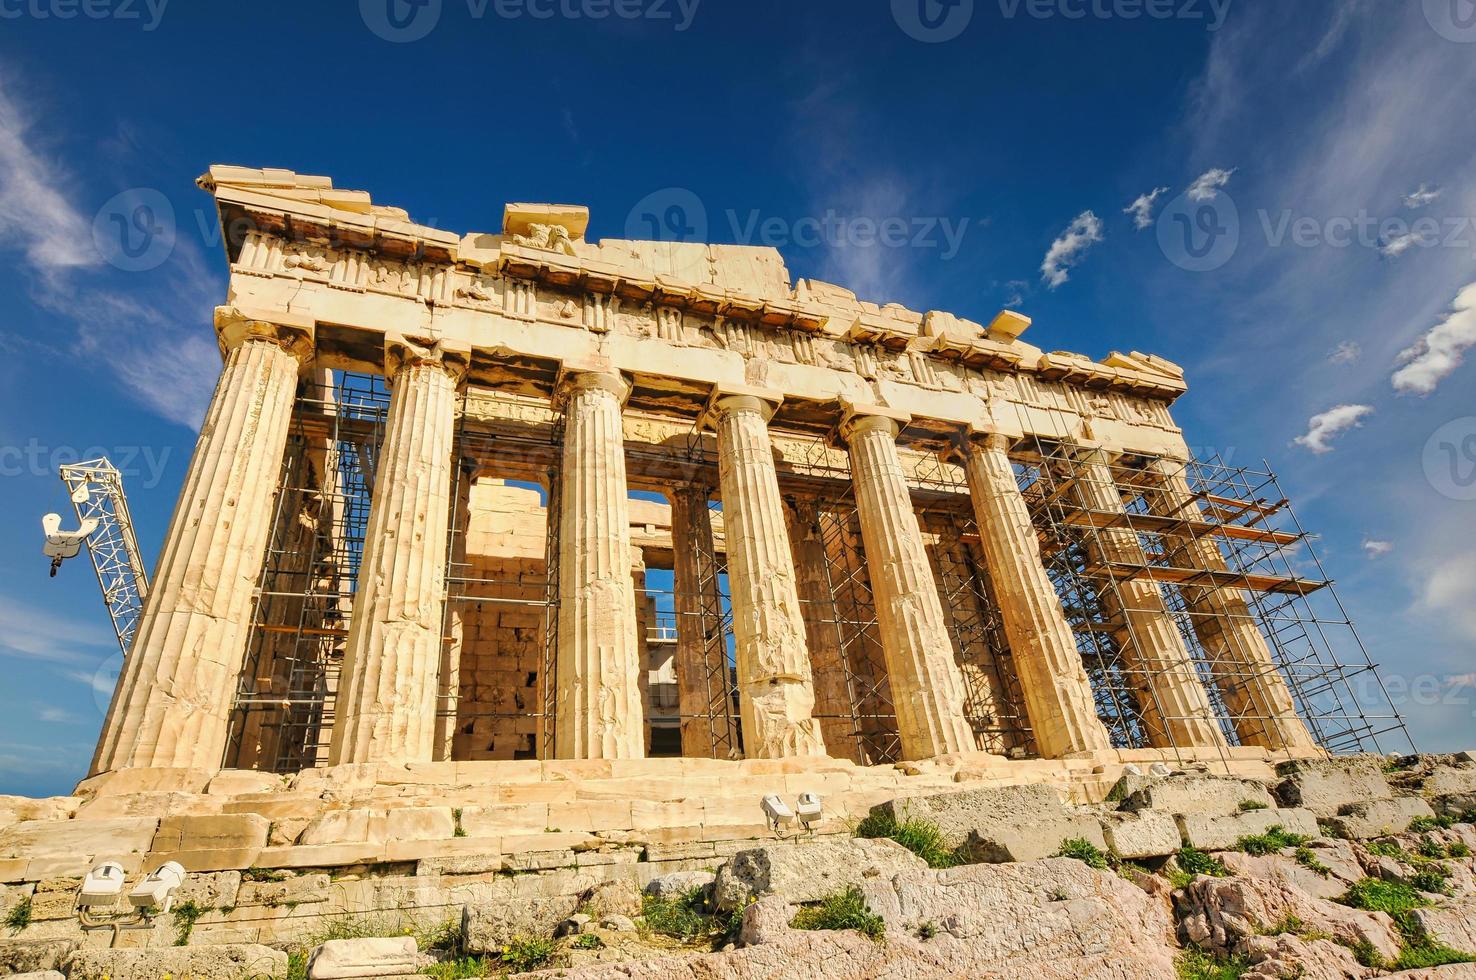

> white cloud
[1040,211,1104,289]
[1361,538,1394,558]
[1328,341,1362,364]
[38,707,79,723]
[1378,230,1426,258]
[1123,187,1168,230]
[1403,184,1442,209]
[1293,404,1374,453]
[1186,167,1236,201]
[1391,281,1476,395]
[1004,279,1028,307]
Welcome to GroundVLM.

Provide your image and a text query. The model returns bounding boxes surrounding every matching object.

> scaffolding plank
[1058,508,1301,546]
[1087,561,1327,596]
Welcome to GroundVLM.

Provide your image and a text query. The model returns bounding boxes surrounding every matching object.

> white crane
[43,459,150,657]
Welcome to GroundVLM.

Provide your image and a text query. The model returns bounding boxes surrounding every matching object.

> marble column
[710,391,826,758]
[330,337,467,765]
[1146,459,1318,751]
[668,484,726,758]
[959,433,1112,758]
[92,308,312,775]
[784,496,857,757]
[840,408,974,760]
[553,372,645,759]
[1071,448,1227,749]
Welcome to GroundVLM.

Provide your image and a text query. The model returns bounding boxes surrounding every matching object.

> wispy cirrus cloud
[0,594,112,665]
[1040,211,1103,289]
[0,86,101,281]
[0,83,219,429]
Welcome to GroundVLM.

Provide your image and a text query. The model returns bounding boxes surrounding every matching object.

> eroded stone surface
[65,943,289,980]
[713,838,925,911]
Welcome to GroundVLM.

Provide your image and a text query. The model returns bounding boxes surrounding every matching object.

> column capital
[702,384,784,428]
[553,367,630,407]
[385,334,471,386]
[214,306,315,366]
[955,427,1015,457]
[837,400,911,444]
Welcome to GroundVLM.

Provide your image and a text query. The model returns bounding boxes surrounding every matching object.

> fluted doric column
[959,433,1112,758]
[840,407,974,760]
[1146,458,1318,752]
[553,372,644,759]
[330,337,468,765]
[1071,448,1226,750]
[709,390,825,758]
[92,307,313,774]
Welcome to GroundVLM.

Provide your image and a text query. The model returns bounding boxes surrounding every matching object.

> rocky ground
[2,752,1475,978]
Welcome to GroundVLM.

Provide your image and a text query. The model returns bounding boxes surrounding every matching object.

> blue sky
[0,1,1473,797]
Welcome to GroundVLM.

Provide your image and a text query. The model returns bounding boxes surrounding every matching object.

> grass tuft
[1364,839,1407,860]
[1236,800,1269,812]
[1293,846,1332,877]
[854,812,965,868]
[1176,945,1251,980]
[1169,847,1231,888]
[5,895,31,932]
[1234,825,1311,856]
[1337,876,1475,970]
[171,900,212,946]
[1409,815,1456,833]
[640,888,721,941]
[498,936,556,974]
[1053,837,1110,870]
[789,886,886,942]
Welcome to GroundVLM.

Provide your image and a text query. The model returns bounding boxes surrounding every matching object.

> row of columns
[93,316,1314,774]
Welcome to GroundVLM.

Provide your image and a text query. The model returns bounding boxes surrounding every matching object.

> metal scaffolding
[226,373,389,772]
[1014,438,1413,757]
[224,373,1411,770]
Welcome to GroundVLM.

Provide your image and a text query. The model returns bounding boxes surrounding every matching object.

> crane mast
[56,459,151,657]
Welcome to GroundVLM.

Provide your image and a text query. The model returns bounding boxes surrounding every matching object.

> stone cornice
[200,170,1189,405]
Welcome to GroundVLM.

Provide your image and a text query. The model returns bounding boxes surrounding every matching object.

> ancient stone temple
[91,165,1393,782]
